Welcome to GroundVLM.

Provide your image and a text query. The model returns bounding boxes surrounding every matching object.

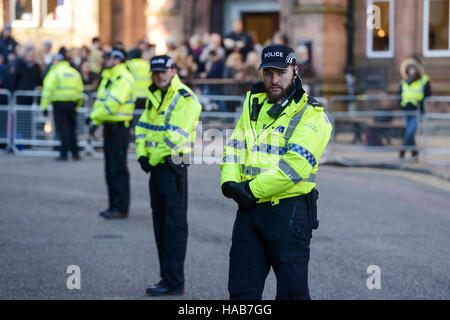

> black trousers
[229,194,316,300]
[103,122,130,213]
[149,161,188,288]
[53,101,78,159]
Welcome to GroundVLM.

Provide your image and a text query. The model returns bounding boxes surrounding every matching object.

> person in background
[272,32,289,45]
[79,59,99,92]
[224,19,254,60]
[87,49,135,220]
[199,33,225,77]
[188,34,204,76]
[0,24,17,60]
[0,54,8,105]
[235,51,260,83]
[37,41,53,71]
[135,55,202,297]
[2,49,17,94]
[89,37,103,74]
[126,48,150,110]
[12,47,42,105]
[41,53,84,161]
[224,44,244,79]
[398,58,431,160]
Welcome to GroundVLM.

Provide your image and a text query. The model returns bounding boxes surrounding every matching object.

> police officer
[399,59,431,159]
[87,49,135,219]
[126,48,151,110]
[41,53,84,161]
[135,55,201,296]
[221,44,333,300]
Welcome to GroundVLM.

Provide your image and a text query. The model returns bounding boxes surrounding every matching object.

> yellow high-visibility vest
[401,75,430,108]
[135,74,202,167]
[221,82,333,204]
[90,63,135,125]
[126,58,151,99]
[41,61,84,110]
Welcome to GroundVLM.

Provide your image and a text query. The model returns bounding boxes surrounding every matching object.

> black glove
[138,156,153,174]
[43,109,49,118]
[222,181,236,199]
[222,181,258,208]
[85,117,92,126]
[89,124,98,136]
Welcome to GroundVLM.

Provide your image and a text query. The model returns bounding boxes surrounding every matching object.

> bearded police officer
[135,56,201,296]
[221,44,333,300]
[87,49,135,219]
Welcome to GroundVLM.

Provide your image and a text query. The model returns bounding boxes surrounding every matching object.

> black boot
[146,281,184,297]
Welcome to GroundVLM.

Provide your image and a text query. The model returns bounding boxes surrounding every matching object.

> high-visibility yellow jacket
[221,82,333,205]
[126,58,151,99]
[40,61,84,110]
[89,63,135,125]
[401,75,430,108]
[135,74,202,167]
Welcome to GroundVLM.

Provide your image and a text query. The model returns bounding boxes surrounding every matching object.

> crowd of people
[0,19,295,101]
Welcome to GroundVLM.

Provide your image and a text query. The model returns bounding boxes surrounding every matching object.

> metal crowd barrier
[328,95,420,165]
[0,89,12,151]
[5,91,449,169]
[422,97,450,167]
[11,90,90,157]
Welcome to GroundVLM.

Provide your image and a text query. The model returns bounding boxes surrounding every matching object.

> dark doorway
[242,12,279,45]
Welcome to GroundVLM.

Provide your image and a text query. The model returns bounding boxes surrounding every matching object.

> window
[424,0,450,57]
[366,0,395,58]
[10,0,71,28]
[10,0,39,27]
[42,0,72,27]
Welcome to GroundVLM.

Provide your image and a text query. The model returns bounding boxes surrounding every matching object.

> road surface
[0,155,449,300]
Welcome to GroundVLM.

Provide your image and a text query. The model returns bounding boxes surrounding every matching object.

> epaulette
[179,88,192,98]
[308,96,324,110]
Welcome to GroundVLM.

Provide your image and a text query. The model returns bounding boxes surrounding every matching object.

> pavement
[0,155,449,300]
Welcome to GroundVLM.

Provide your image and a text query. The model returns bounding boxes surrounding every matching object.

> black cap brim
[151,67,169,72]
[258,62,291,70]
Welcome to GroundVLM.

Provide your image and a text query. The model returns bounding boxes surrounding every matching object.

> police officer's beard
[267,80,296,104]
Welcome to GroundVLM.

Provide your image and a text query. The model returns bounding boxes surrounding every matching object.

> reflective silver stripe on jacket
[103,103,113,115]
[107,93,122,106]
[278,159,303,184]
[164,94,182,126]
[284,105,311,145]
[136,134,146,140]
[223,155,240,164]
[163,137,177,150]
[145,141,159,148]
[241,165,268,176]
[115,112,133,117]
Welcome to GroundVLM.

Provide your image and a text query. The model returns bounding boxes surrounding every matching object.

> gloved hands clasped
[138,156,153,174]
[222,181,258,209]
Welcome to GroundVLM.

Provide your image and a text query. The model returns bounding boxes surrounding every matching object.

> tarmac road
[0,155,449,300]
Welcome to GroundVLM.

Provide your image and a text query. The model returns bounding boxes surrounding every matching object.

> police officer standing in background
[126,48,151,110]
[87,49,135,220]
[221,44,332,300]
[41,53,84,161]
[135,56,202,296]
